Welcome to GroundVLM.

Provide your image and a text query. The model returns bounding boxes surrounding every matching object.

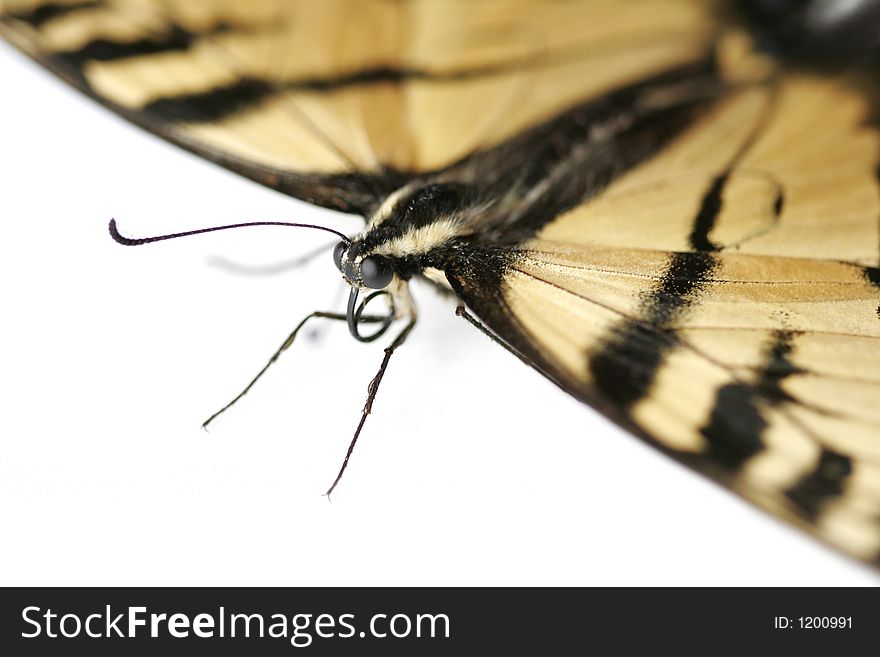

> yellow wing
[0,0,716,213]
[446,51,880,563]
[6,0,880,563]
[539,70,880,266]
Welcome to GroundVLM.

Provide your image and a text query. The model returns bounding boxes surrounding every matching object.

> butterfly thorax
[337,182,492,290]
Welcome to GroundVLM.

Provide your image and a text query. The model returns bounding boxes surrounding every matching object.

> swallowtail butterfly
[3,0,880,567]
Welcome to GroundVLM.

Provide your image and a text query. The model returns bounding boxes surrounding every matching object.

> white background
[1,41,876,586]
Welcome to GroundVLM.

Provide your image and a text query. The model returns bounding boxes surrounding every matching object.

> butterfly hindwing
[4,0,880,564]
[445,44,880,562]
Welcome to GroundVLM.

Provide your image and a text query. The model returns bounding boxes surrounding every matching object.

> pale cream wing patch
[452,241,880,563]
[0,0,717,178]
[540,71,880,266]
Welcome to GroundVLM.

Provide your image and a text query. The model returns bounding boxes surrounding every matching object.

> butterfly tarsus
[324,318,417,500]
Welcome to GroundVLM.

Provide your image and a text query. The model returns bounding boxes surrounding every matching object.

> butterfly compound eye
[360,255,393,289]
[333,241,347,271]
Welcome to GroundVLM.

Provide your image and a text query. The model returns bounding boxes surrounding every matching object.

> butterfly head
[330,183,477,341]
[331,236,409,343]
[332,239,395,291]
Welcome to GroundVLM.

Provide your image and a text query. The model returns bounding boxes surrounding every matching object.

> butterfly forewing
[0,0,715,210]
[3,0,880,565]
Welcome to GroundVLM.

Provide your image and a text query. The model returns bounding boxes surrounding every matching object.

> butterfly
[2,0,880,566]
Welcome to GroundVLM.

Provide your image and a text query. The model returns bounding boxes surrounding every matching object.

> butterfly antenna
[109,218,350,245]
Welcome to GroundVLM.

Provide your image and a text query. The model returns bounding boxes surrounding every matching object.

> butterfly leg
[455,305,523,361]
[324,317,417,498]
[202,310,388,429]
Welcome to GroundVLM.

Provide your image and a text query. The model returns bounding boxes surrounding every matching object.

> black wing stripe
[687,85,779,252]
[141,65,510,124]
[698,330,799,472]
[143,77,274,123]
[588,251,718,408]
[26,18,240,89]
[688,173,726,251]
[0,14,397,214]
[785,449,854,520]
[511,260,880,430]
[588,87,783,412]
[756,330,802,400]
[116,29,710,97]
[700,382,766,470]
[139,63,529,123]
[55,25,198,69]
[6,0,101,28]
[43,26,718,126]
